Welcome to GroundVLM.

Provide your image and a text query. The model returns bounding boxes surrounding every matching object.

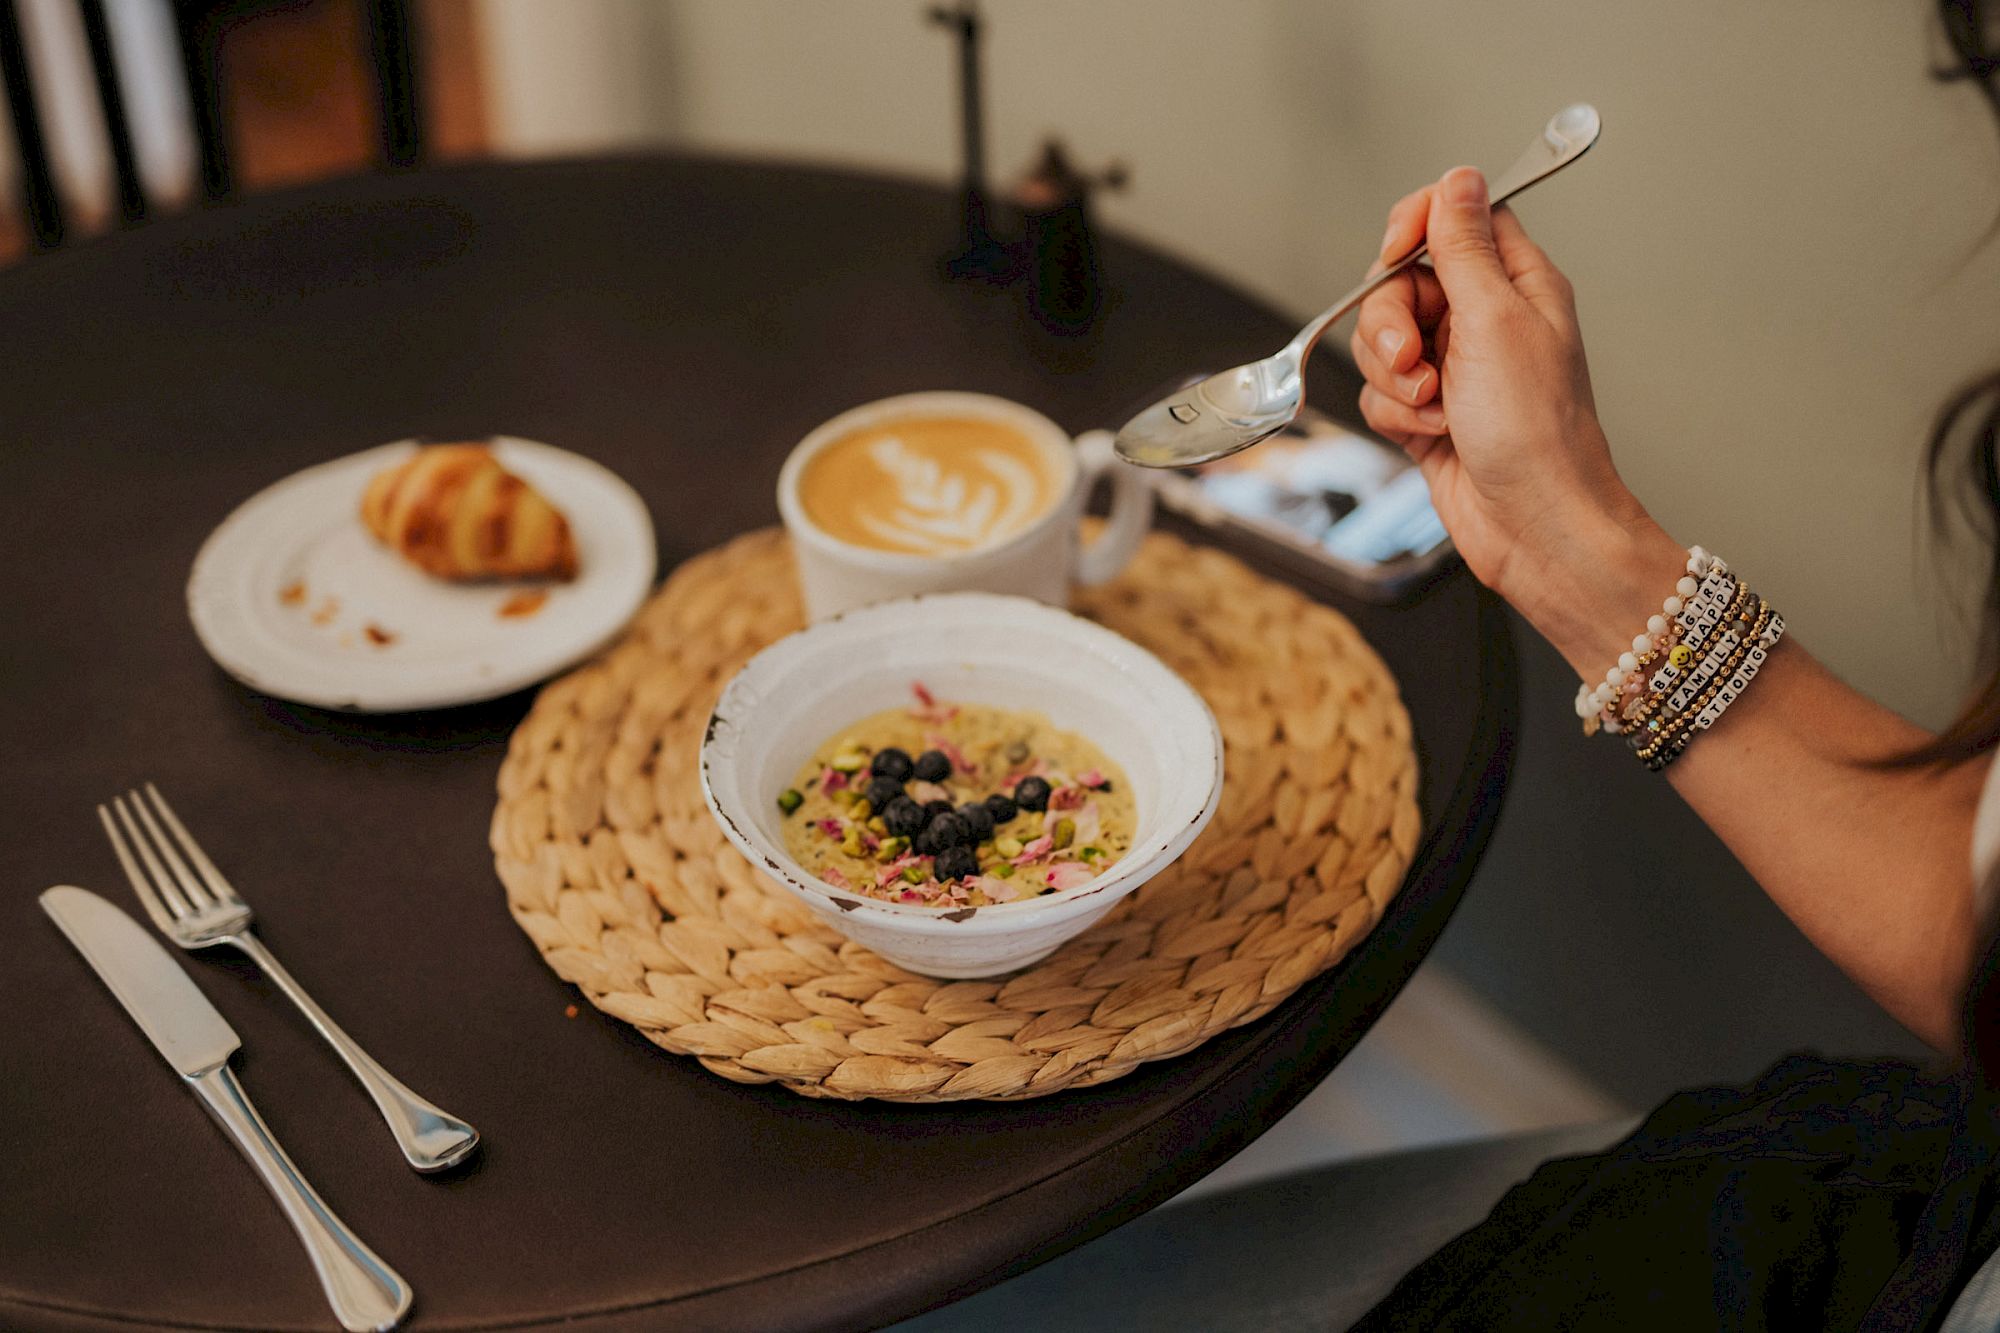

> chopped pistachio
[830,750,867,773]
[1080,845,1104,860]
[876,835,909,862]
[841,832,864,857]
[991,863,1016,879]
[1052,818,1075,850]
[901,864,927,884]
[868,816,889,835]
[776,788,804,816]
[1004,740,1030,763]
[852,798,874,820]
[994,836,1023,859]
[831,787,858,806]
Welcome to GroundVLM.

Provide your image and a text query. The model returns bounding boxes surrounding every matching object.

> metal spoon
[1114,103,1602,469]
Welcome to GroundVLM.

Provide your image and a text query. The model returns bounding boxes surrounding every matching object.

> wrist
[1503,498,1686,678]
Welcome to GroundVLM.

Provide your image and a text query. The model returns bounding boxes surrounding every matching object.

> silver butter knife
[41,885,412,1333]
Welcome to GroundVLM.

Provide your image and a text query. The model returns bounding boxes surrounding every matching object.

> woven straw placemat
[491,528,1420,1101]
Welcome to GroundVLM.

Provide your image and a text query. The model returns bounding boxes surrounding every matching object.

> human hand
[1350,167,1664,637]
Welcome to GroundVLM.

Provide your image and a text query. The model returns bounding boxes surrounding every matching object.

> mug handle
[1073,429,1154,586]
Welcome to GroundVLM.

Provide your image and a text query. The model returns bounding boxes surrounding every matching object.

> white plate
[188,438,656,712]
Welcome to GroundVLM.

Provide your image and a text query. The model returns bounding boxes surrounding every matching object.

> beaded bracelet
[1573,546,1724,733]
[1573,547,1786,770]
[1634,600,1779,769]
[1609,576,1746,737]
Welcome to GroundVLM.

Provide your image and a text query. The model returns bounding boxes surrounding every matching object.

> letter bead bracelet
[1572,546,1786,771]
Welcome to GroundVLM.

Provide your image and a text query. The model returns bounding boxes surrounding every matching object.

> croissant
[360,443,580,581]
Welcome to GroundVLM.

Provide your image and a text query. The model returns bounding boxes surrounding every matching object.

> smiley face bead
[1668,644,1694,668]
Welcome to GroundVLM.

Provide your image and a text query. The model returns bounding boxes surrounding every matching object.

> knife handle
[190,1063,413,1332]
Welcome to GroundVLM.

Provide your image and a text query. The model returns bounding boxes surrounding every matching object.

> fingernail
[1376,328,1405,362]
[1397,367,1432,403]
[1380,221,1400,258]
[1417,405,1448,431]
[1445,168,1487,207]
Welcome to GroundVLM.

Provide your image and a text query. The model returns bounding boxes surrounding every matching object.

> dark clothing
[1355,941,2000,1332]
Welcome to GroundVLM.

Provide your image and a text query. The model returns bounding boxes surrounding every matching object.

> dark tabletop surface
[0,155,1515,1332]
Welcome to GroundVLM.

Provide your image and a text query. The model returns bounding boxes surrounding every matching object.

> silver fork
[99,783,479,1173]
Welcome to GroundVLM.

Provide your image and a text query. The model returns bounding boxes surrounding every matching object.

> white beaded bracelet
[1572,545,1722,730]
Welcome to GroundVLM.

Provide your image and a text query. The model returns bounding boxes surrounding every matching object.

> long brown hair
[1903,0,2000,766]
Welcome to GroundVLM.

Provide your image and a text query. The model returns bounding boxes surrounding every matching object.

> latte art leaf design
[856,436,1043,555]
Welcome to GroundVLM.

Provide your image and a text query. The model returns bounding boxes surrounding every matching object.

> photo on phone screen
[1149,407,1457,602]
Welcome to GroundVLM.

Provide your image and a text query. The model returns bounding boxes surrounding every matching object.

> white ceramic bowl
[699,593,1224,978]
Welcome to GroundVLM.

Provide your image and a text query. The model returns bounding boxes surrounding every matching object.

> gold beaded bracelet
[1635,598,1771,757]
[1576,548,1787,771]
[1635,599,1777,768]
[1613,578,1752,737]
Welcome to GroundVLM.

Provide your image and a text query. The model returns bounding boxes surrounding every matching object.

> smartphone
[1146,406,1458,603]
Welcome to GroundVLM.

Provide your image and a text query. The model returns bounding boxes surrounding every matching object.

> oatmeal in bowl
[778,687,1136,908]
[699,593,1223,978]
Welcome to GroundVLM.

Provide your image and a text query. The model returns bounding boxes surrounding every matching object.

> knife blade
[41,885,412,1331]
[40,884,239,1075]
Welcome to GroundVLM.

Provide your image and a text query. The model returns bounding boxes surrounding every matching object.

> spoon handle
[1284,104,1600,365]
[1283,244,1432,364]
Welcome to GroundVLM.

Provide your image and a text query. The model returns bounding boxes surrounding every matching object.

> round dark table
[0,156,1516,1332]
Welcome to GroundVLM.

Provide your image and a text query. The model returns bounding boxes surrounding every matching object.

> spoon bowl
[1115,103,1602,469]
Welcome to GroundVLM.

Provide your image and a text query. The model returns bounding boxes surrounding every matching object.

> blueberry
[956,802,995,841]
[914,811,969,856]
[934,845,978,882]
[882,796,927,837]
[870,747,915,781]
[864,775,904,810]
[912,749,952,782]
[923,799,955,821]
[1014,776,1053,812]
[984,793,1019,823]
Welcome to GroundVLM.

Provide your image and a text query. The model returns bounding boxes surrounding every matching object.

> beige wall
[480,0,2000,725]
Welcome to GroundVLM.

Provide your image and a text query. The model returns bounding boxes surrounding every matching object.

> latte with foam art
[798,416,1059,557]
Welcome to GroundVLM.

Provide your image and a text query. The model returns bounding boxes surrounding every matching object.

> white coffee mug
[777,391,1153,621]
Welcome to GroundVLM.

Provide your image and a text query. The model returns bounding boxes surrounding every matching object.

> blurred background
[7,0,1995,1185]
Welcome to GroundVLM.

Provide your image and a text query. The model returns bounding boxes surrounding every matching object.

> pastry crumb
[364,623,398,646]
[498,589,550,619]
[279,580,307,607]
[564,1004,580,1019]
[311,596,340,626]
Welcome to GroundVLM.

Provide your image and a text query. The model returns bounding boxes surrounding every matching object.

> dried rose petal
[1012,835,1055,866]
[1045,862,1095,892]
[975,874,1019,903]
[1049,785,1086,811]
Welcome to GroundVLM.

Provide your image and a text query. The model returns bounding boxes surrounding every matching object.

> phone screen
[1150,409,1453,599]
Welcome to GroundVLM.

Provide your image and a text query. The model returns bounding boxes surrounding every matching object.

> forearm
[1509,505,1984,1050]
[1667,648,1981,1049]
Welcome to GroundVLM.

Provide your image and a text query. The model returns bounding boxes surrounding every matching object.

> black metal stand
[929,2,1017,282]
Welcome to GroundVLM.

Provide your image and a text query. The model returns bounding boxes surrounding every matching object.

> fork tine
[124,788,217,909]
[142,782,242,906]
[102,799,192,930]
